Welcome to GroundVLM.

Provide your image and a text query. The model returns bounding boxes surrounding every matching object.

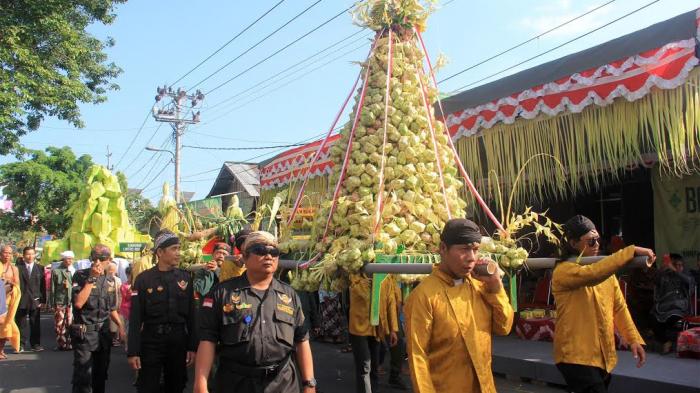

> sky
[3,0,698,203]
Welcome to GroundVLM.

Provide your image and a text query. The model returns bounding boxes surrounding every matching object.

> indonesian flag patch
[131,290,138,296]
[202,298,214,308]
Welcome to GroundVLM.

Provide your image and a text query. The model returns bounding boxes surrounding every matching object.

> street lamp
[145,146,180,203]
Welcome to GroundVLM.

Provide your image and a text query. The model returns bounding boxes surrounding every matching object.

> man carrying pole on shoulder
[405,218,514,393]
[553,215,654,393]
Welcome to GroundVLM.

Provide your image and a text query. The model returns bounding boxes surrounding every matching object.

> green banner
[652,167,700,260]
[181,196,223,219]
[119,242,147,252]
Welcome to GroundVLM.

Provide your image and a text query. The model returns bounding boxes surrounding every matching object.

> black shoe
[31,345,44,352]
[389,377,409,391]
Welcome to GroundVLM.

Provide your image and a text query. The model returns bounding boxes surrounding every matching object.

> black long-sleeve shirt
[127,266,197,356]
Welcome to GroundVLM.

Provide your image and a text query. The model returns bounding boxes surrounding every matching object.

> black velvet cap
[440,218,482,246]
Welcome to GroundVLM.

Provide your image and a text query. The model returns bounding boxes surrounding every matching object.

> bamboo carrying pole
[277,255,651,275]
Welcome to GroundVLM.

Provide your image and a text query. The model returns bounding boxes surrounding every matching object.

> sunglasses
[586,237,600,247]
[247,244,280,258]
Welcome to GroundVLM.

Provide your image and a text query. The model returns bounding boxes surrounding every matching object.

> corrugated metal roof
[225,162,260,197]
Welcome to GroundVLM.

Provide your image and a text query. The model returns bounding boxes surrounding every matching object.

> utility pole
[152,86,204,203]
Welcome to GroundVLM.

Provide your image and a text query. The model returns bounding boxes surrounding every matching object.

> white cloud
[519,1,615,38]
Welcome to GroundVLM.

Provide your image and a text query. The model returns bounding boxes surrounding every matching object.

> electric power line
[39,125,160,132]
[114,110,153,169]
[134,135,173,188]
[189,0,324,91]
[122,123,164,173]
[203,39,366,124]
[140,160,172,193]
[179,129,330,180]
[188,130,295,144]
[182,142,306,150]
[205,29,369,112]
[204,3,356,95]
[438,0,617,84]
[451,0,661,93]
[170,0,287,87]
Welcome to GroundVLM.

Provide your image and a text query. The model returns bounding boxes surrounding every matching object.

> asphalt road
[0,313,564,393]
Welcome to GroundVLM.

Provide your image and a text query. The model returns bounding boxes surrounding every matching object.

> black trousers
[350,334,381,393]
[15,307,41,348]
[388,336,404,380]
[556,363,611,393]
[72,329,112,393]
[136,326,187,393]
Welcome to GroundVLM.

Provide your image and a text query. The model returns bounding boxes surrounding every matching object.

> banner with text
[652,167,700,261]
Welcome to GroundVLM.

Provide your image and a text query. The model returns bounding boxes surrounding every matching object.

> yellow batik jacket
[349,274,398,339]
[219,259,246,282]
[552,245,644,372]
[405,268,514,393]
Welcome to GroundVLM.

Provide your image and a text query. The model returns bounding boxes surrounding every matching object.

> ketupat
[288,0,468,291]
[158,183,180,232]
[41,165,152,261]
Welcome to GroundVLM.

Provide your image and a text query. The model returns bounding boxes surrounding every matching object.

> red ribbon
[287,62,363,226]
[322,31,383,241]
[415,29,505,232]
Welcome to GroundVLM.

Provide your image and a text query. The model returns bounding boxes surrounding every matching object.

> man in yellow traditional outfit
[0,245,21,359]
[348,272,399,393]
[553,215,653,393]
[405,218,514,393]
[219,229,249,282]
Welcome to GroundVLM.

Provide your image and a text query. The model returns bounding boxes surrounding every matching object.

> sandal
[0,352,7,360]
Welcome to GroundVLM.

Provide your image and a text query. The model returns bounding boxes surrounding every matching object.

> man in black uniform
[127,230,197,393]
[194,231,317,393]
[71,244,126,393]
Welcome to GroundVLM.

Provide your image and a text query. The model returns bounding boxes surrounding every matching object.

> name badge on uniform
[178,280,188,291]
[231,294,241,304]
[236,303,252,310]
[277,303,294,316]
[202,298,213,308]
[223,303,234,313]
[277,293,292,304]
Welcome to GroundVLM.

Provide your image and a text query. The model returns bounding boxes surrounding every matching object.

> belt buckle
[263,365,277,378]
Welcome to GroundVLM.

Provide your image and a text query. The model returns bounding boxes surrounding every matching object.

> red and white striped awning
[445,38,699,139]
[260,134,340,190]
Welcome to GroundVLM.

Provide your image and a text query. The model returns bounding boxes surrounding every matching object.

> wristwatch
[302,378,317,388]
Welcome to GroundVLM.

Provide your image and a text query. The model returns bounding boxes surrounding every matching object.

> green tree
[0,0,126,154]
[116,171,160,233]
[0,146,94,235]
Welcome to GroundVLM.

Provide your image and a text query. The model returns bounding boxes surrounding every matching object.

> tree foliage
[116,171,160,234]
[0,0,126,154]
[0,146,94,235]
